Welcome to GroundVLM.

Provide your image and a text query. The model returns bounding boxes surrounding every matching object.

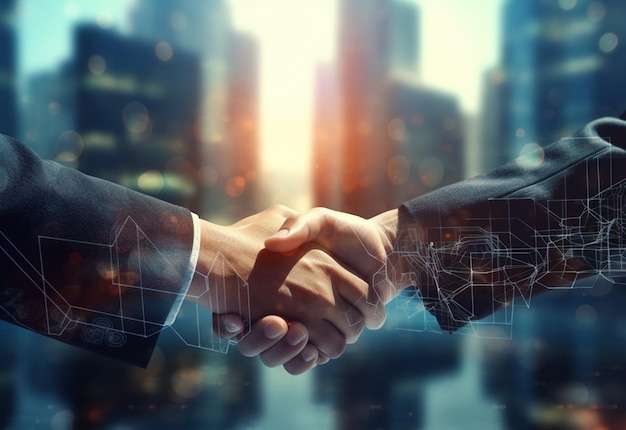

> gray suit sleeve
[0,135,196,367]
[398,117,626,332]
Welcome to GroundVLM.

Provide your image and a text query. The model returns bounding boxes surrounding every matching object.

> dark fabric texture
[400,117,626,331]
[0,135,195,367]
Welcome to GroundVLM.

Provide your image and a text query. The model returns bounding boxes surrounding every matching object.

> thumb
[265,212,325,252]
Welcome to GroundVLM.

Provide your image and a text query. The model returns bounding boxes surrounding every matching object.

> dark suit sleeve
[398,117,626,332]
[0,135,197,367]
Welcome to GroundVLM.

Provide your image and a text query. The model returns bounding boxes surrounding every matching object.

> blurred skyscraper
[389,0,419,79]
[22,69,73,158]
[386,81,463,207]
[129,0,231,144]
[21,24,203,211]
[313,0,463,217]
[0,0,16,137]
[477,67,509,173]
[0,1,17,424]
[74,25,202,210]
[129,0,261,221]
[484,0,626,166]
[336,0,393,217]
[221,32,260,218]
[474,2,626,426]
[312,63,342,210]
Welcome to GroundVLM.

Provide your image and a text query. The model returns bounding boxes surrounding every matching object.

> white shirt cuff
[164,211,202,326]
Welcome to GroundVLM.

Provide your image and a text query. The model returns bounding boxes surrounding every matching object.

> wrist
[370,207,421,290]
[370,208,399,255]
[186,220,240,312]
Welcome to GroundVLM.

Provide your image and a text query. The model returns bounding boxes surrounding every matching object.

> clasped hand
[186,206,401,375]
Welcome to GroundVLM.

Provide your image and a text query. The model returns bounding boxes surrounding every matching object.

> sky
[17,0,131,76]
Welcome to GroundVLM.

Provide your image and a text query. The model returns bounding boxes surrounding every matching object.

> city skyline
[16,0,503,211]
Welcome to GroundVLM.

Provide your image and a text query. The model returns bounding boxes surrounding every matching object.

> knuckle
[269,204,286,215]
[310,206,329,216]
[271,204,297,218]
[345,320,365,344]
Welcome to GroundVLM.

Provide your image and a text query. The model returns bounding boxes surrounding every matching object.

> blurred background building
[313,0,463,218]
[3,0,626,428]
[0,0,16,137]
[129,0,261,220]
[482,0,626,169]
[0,2,18,427]
[74,25,201,210]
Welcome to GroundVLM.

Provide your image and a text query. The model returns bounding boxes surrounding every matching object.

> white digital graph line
[0,216,247,355]
[386,139,626,338]
[2,136,626,357]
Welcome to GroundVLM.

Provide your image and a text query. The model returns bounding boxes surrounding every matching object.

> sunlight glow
[230,0,337,209]
[230,0,501,208]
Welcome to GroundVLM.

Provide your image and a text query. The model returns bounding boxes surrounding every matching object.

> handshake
[184,197,604,375]
[179,118,626,375]
[3,119,620,372]
[185,205,411,375]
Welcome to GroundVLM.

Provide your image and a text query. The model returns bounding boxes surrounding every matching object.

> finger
[336,272,387,330]
[212,313,246,339]
[326,259,386,331]
[283,344,319,375]
[309,261,367,344]
[236,315,289,357]
[324,295,366,344]
[264,209,329,252]
[307,318,347,359]
[290,248,370,344]
[259,321,309,368]
[317,352,330,365]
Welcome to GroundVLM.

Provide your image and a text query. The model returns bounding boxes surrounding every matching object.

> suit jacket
[0,135,197,367]
[400,117,626,332]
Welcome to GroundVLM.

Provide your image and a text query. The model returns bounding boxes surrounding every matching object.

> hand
[263,206,589,334]
[213,313,327,375]
[264,207,408,310]
[186,206,383,361]
[261,206,541,332]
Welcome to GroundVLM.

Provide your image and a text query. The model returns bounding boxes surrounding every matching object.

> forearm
[185,218,253,315]
[392,117,626,331]
[0,135,198,366]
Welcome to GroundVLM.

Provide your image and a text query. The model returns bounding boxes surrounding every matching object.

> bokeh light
[598,32,618,53]
[517,143,545,169]
[418,156,444,188]
[54,130,84,163]
[137,169,165,193]
[88,55,106,75]
[155,41,174,61]
[122,101,151,138]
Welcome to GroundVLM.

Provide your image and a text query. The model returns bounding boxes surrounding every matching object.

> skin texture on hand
[210,206,403,375]
[265,207,407,309]
[262,206,548,334]
[216,208,403,375]
[213,314,321,375]
[264,204,596,335]
[185,205,377,363]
